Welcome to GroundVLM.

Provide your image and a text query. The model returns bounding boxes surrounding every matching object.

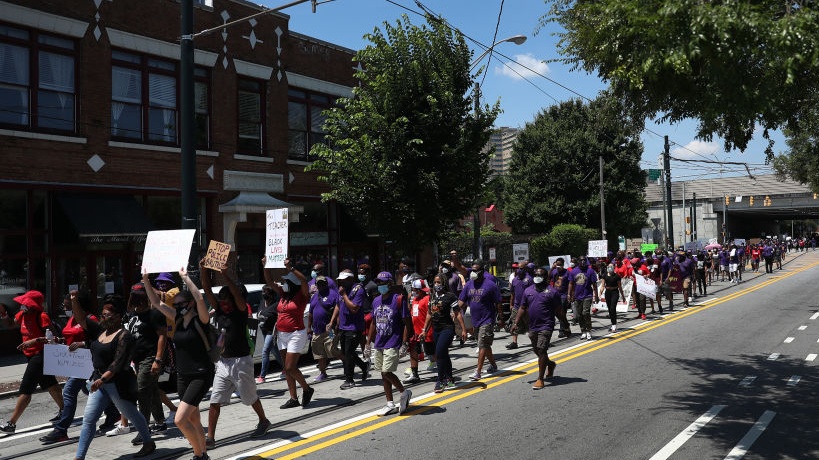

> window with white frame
[0,24,76,133]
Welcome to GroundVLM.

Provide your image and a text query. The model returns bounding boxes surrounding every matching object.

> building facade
[487,126,518,177]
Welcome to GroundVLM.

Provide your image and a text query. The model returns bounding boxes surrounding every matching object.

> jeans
[54,377,120,434]
[340,330,366,382]
[576,297,593,332]
[433,328,455,382]
[75,382,151,460]
[136,356,164,425]
[259,332,282,378]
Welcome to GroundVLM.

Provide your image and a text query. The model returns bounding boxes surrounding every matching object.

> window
[238,79,264,155]
[0,24,76,133]
[111,51,187,144]
[288,89,334,161]
[194,67,210,150]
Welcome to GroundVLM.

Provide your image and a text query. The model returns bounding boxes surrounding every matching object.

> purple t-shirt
[338,283,366,332]
[678,258,695,279]
[522,285,560,332]
[511,274,532,307]
[661,257,672,278]
[309,288,338,335]
[568,266,598,300]
[719,251,730,265]
[372,292,410,350]
[459,278,501,328]
[308,277,337,296]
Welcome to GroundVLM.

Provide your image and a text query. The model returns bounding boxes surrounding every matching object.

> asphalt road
[2,252,817,460]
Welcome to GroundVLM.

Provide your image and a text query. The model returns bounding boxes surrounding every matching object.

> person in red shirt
[1,290,64,434]
[404,279,432,384]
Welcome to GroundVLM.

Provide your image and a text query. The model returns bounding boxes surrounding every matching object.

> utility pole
[599,155,606,240]
[692,192,697,243]
[181,0,196,240]
[664,136,674,250]
[472,82,482,261]
[682,181,686,246]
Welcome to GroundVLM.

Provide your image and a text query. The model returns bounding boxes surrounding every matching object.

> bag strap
[191,319,212,352]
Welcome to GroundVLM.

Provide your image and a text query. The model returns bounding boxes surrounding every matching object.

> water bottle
[216,328,226,349]
[45,329,54,344]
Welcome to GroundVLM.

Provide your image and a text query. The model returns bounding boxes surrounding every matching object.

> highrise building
[487,127,519,177]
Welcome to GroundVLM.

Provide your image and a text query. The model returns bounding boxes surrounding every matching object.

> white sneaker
[403,367,413,376]
[399,389,412,415]
[580,332,588,340]
[610,325,616,332]
[379,403,398,416]
[106,424,134,436]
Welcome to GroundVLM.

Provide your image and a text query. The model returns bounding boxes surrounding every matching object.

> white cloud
[671,140,720,159]
[494,53,549,80]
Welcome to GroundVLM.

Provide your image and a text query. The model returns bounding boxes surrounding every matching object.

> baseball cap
[376,271,392,282]
[337,271,355,280]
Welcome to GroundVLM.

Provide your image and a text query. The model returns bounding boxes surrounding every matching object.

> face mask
[281,283,290,293]
[569,263,575,268]
[20,306,28,313]
[441,267,449,274]
[65,310,74,318]
[607,267,614,274]
[178,306,190,316]
[377,285,389,295]
[358,274,366,282]
[311,271,318,279]
[412,289,422,298]
[434,284,443,292]
[469,271,479,281]
[218,300,233,314]
[533,276,544,285]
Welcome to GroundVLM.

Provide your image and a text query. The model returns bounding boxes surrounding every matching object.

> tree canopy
[502,93,647,241]
[544,0,819,155]
[308,15,499,252]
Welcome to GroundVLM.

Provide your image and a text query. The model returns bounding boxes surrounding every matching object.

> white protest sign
[635,274,657,298]
[734,238,746,246]
[43,344,94,379]
[141,229,196,274]
[265,208,289,268]
[593,277,634,313]
[587,240,608,258]
[548,255,571,267]
[512,243,529,262]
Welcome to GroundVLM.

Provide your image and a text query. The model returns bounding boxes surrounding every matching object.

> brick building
[0,0,373,320]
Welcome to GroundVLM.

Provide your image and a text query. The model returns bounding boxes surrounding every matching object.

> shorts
[277,329,308,354]
[20,353,58,395]
[373,347,399,373]
[528,330,553,357]
[682,277,691,289]
[311,332,338,359]
[209,355,258,405]
[177,371,214,406]
[720,265,729,272]
[510,306,528,334]
[476,323,494,349]
[729,263,738,273]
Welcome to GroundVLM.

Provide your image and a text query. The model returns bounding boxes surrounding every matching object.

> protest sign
[587,240,608,258]
[265,208,289,268]
[667,266,683,293]
[548,255,571,267]
[640,243,658,253]
[202,240,231,272]
[635,274,657,298]
[141,229,196,274]
[512,243,529,262]
[43,344,93,379]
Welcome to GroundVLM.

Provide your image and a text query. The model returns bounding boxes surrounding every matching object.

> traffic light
[749,196,754,206]
[763,195,772,206]
[725,195,730,205]
[814,193,817,199]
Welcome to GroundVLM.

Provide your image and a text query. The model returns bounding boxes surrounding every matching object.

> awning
[56,193,154,243]
[218,191,303,221]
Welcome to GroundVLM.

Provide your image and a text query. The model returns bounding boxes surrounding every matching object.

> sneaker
[402,375,420,384]
[106,424,134,436]
[313,373,328,383]
[193,454,211,460]
[132,433,143,445]
[134,440,156,458]
[532,379,545,390]
[586,333,593,340]
[433,381,444,393]
[49,410,62,423]
[505,342,518,350]
[557,330,566,338]
[40,430,68,444]
[205,437,215,449]
[485,364,498,374]
[610,325,617,332]
[96,423,116,436]
[164,411,176,426]
[398,389,411,415]
[379,404,398,416]
[443,379,457,391]
[302,387,315,408]
[280,398,300,409]
[255,376,265,384]
[403,367,413,376]
[0,421,15,434]
[640,314,647,320]
[251,418,270,438]
[468,371,481,381]
[426,361,436,372]
[150,423,168,433]
[340,381,356,390]
[580,332,587,340]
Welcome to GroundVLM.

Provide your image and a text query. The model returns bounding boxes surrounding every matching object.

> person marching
[599,264,626,332]
[507,265,532,349]
[421,274,466,393]
[256,284,283,383]
[512,267,560,390]
[404,278,431,384]
[459,260,503,380]
[308,275,340,384]
[334,270,370,389]
[568,258,599,340]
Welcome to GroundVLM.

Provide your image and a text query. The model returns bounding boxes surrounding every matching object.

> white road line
[723,410,776,460]
[784,337,795,343]
[767,353,780,361]
[810,312,819,320]
[648,405,727,460]
[806,354,817,362]
[738,376,756,387]
[786,375,801,387]
[798,325,808,331]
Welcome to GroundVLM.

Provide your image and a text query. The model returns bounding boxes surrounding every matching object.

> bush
[531,224,600,264]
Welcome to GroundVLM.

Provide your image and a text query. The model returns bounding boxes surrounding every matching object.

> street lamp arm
[469,34,527,72]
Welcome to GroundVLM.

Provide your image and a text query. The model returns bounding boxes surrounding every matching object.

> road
[2,252,818,459]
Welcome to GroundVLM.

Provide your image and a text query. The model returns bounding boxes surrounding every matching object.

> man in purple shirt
[459,260,502,381]
[549,258,572,338]
[334,270,370,390]
[308,276,340,383]
[677,253,695,307]
[568,258,599,340]
[513,267,560,389]
[507,264,533,349]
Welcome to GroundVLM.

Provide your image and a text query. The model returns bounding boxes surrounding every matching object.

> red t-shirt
[410,295,432,340]
[16,310,51,357]
[61,315,98,345]
[276,290,307,333]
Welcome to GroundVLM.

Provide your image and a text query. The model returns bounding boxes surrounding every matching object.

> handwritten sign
[548,255,571,267]
[265,208,289,268]
[43,344,94,379]
[141,229,196,274]
[640,243,658,253]
[635,274,657,298]
[587,240,608,258]
[202,240,231,272]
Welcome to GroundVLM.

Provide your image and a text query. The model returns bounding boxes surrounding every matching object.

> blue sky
[264,0,781,181]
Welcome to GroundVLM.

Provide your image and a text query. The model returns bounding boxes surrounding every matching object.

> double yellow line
[242,260,819,460]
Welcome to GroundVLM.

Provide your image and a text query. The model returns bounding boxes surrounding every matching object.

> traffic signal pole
[664,136,674,250]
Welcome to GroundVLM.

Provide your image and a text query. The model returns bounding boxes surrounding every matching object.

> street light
[468,34,526,262]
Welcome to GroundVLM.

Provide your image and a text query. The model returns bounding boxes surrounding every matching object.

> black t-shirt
[173,316,215,375]
[84,319,102,343]
[257,302,278,335]
[213,307,250,358]
[126,309,165,362]
[603,274,621,288]
[429,292,459,331]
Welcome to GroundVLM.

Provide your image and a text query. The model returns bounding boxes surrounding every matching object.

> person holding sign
[144,268,213,460]
[263,258,315,409]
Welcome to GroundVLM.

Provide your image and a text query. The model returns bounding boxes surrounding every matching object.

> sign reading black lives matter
[265,208,288,268]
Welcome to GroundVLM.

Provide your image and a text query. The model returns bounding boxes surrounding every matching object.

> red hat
[14,290,44,311]
[512,263,519,269]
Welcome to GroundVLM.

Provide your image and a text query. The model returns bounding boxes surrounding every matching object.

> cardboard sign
[203,240,231,272]
[635,274,657,297]
[548,255,571,267]
[265,208,289,268]
[141,229,196,274]
[43,344,94,379]
[587,240,608,258]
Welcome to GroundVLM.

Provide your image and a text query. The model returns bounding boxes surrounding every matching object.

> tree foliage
[308,15,499,252]
[544,0,819,154]
[773,107,819,192]
[530,224,599,264]
[502,93,647,241]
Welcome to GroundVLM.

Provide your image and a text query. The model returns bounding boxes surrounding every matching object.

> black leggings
[604,289,619,325]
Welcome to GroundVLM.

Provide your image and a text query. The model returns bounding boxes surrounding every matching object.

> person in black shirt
[421,274,466,393]
[256,285,282,383]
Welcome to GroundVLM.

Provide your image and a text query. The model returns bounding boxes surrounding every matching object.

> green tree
[530,224,599,264]
[773,108,819,192]
[308,15,499,252]
[502,93,647,241]
[545,0,819,154]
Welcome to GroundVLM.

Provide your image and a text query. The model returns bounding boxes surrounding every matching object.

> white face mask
[569,263,575,268]
[469,271,479,281]
[65,310,74,318]
[281,283,290,293]
[533,276,544,285]
[441,267,449,274]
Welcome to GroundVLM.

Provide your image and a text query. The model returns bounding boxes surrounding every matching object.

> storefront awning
[218,192,303,221]
[57,193,154,243]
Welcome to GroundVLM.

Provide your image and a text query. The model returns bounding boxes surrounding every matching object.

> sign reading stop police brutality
[141,229,196,274]
[265,208,289,268]
[587,240,608,258]
[202,240,231,272]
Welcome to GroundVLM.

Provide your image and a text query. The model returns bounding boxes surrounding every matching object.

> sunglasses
[172,301,190,308]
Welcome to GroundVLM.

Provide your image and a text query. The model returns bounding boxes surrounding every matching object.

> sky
[262,0,783,181]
